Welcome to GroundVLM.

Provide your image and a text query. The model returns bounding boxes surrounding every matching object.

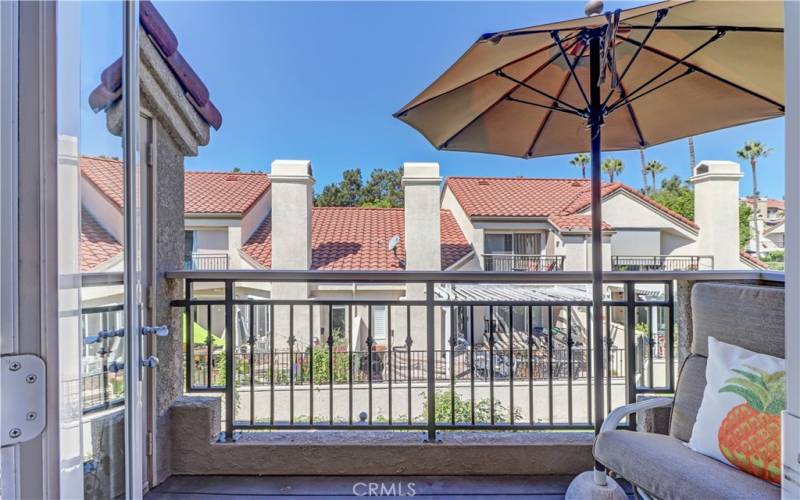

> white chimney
[269,160,314,271]
[689,160,743,269]
[402,162,442,271]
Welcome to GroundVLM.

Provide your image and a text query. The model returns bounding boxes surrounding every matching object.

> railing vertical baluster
[425,281,436,441]
[328,304,334,425]
[625,283,637,430]
[605,306,612,414]
[348,304,353,425]
[269,303,275,426]
[224,281,234,439]
[206,304,212,388]
[367,305,373,425]
[469,305,475,426]
[527,305,533,426]
[406,305,412,426]
[102,312,110,409]
[185,279,192,392]
[585,306,592,424]
[489,305,495,425]
[567,305,573,425]
[547,305,553,425]
[288,304,295,425]
[387,304,393,425]
[249,303,255,426]
[449,305,455,425]
[666,281,675,390]
[647,304,654,388]
[309,304,314,425]
[508,306,514,425]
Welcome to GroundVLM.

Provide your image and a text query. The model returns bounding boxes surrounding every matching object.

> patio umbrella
[394,0,783,484]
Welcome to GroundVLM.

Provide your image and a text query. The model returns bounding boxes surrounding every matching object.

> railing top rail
[481,253,563,258]
[165,268,783,284]
[81,272,125,287]
[611,255,714,259]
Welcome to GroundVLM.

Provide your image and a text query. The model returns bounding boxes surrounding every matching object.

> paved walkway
[146,475,633,499]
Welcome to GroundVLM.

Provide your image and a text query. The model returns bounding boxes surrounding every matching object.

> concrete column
[402,163,442,350]
[689,161,743,270]
[269,160,314,347]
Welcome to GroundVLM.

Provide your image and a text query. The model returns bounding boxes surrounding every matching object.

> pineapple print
[718,365,784,483]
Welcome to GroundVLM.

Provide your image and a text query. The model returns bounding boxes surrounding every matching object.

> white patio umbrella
[394,0,783,493]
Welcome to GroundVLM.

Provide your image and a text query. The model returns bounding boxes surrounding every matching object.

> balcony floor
[146,474,633,499]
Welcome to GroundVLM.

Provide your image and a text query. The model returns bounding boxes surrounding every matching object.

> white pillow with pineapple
[688,337,784,484]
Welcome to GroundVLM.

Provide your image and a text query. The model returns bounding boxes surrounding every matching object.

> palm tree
[601,158,624,182]
[688,137,697,175]
[736,140,771,258]
[639,149,649,192]
[644,160,667,193]
[570,153,589,179]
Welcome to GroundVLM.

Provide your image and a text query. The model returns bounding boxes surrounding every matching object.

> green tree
[601,158,624,182]
[736,140,771,257]
[231,167,241,173]
[644,160,667,193]
[570,153,589,179]
[650,175,751,250]
[639,149,648,192]
[361,167,403,207]
[314,167,404,207]
[314,168,364,207]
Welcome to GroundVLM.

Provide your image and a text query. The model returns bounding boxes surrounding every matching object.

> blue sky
[80,1,786,199]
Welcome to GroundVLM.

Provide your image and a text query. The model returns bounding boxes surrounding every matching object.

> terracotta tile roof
[445,177,699,231]
[746,196,785,211]
[740,251,768,270]
[184,172,270,214]
[80,208,122,272]
[550,214,612,232]
[242,208,473,271]
[81,156,125,208]
[80,156,270,214]
[88,0,221,129]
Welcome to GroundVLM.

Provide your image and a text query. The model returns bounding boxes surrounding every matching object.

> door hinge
[147,431,154,457]
[2,354,46,447]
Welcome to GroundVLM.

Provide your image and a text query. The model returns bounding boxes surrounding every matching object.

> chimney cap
[690,160,743,183]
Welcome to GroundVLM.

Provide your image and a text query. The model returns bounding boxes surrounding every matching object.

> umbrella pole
[588,29,607,482]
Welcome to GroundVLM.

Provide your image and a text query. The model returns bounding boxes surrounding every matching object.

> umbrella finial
[584,0,604,16]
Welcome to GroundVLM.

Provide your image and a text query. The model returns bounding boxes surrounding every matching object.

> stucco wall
[81,176,124,242]
[241,188,271,242]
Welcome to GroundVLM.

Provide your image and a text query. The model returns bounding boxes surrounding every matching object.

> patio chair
[594,282,784,499]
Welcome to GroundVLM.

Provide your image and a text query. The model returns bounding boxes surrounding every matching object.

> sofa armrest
[600,397,673,434]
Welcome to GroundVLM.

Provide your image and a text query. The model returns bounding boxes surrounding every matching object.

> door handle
[141,325,169,337]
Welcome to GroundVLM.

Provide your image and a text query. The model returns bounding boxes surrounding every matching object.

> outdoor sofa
[594,282,784,499]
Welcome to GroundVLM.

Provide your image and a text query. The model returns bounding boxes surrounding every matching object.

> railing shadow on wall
[165,269,783,442]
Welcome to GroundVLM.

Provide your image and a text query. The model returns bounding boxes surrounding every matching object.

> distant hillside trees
[314,167,404,208]
[650,174,752,250]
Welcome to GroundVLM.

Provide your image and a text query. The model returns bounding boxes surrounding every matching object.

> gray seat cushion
[669,354,707,442]
[691,283,784,358]
[595,430,780,500]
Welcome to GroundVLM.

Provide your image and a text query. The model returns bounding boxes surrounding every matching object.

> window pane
[485,234,512,254]
[513,233,541,255]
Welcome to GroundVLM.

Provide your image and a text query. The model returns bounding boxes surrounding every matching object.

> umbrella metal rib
[616,33,784,112]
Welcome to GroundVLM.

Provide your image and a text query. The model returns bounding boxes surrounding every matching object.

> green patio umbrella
[395,0,783,489]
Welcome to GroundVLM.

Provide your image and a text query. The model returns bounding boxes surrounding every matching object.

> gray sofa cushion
[691,283,784,358]
[595,430,780,500]
[669,354,707,442]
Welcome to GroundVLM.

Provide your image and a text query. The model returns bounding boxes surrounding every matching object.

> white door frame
[783,2,800,498]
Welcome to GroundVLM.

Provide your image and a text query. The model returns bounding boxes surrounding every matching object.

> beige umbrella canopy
[395,0,783,159]
[394,0,784,455]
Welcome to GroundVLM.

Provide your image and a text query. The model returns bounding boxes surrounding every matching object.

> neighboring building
[743,196,786,253]
[79,158,763,354]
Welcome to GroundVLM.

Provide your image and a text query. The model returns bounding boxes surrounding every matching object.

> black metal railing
[611,255,714,272]
[168,270,718,440]
[81,302,125,414]
[185,253,230,270]
[483,254,565,272]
